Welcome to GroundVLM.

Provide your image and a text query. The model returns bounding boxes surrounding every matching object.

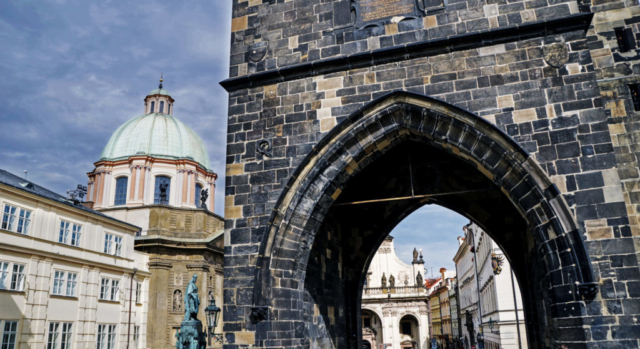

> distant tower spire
[159,72,163,89]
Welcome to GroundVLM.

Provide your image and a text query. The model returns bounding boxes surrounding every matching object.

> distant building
[453,223,527,349]
[86,80,224,349]
[427,269,456,349]
[361,236,429,349]
[0,169,148,349]
[449,279,461,349]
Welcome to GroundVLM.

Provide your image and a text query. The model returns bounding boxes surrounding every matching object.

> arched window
[154,176,171,204]
[114,177,128,206]
[150,101,155,113]
[160,101,165,113]
[195,183,203,207]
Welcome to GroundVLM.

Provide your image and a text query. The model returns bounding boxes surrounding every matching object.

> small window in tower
[168,104,171,114]
[615,27,636,52]
[195,183,203,207]
[114,177,128,206]
[160,101,165,113]
[630,83,640,111]
[150,101,155,113]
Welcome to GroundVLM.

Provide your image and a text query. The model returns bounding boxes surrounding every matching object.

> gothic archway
[251,91,597,349]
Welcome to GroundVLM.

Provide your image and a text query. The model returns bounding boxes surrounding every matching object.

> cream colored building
[454,223,527,349]
[361,236,429,349]
[0,169,149,349]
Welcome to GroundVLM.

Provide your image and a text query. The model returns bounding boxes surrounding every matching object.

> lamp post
[205,298,222,346]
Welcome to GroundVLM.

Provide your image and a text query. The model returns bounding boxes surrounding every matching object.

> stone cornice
[186,263,211,272]
[148,260,173,270]
[91,156,218,179]
[220,13,593,92]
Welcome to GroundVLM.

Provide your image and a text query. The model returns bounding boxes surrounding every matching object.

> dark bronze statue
[200,188,208,210]
[159,182,169,204]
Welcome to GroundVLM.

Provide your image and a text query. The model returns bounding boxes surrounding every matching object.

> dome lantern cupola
[145,73,175,115]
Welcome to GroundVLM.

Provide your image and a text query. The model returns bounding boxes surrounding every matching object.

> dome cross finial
[159,72,163,89]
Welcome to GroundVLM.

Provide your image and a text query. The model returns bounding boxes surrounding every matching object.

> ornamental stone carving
[543,42,569,68]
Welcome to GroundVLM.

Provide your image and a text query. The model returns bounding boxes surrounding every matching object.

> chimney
[82,201,94,210]
[440,268,446,282]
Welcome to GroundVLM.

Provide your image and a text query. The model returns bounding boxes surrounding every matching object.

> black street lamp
[205,298,222,345]
[487,317,500,335]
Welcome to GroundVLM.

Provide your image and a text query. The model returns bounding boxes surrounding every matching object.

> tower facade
[220,0,640,348]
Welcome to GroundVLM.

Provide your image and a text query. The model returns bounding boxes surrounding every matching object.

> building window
[52,271,78,297]
[47,322,73,349]
[2,204,31,235]
[363,317,371,328]
[135,282,142,303]
[104,234,123,257]
[195,183,203,206]
[114,177,128,206]
[168,104,171,114]
[99,278,120,301]
[97,324,117,349]
[159,101,165,113]
[0,321,18,349]
[0,261,25,291]
[615,27,637,53]
[154,176,171,204]
[58,221,81,247]
[133,326,140,349]
[150,101,155,113]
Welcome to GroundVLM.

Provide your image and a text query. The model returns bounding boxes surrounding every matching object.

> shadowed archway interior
[251,91,597,349]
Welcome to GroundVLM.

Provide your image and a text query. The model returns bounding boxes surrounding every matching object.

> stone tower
[220,0,640,348]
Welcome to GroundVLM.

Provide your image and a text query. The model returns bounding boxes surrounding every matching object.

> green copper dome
[100,113,211,170]
[148,88,171,96]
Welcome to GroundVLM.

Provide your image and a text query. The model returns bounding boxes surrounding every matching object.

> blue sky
[0,0,232,214]
[390,205,470,275]
[0,0,466,268]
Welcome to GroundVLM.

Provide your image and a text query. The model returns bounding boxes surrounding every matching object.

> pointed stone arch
[250,91,597,348]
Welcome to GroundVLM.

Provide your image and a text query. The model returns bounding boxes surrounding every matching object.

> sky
[0,0,232,215]
[390,205,470,276]
[0,0,466,269]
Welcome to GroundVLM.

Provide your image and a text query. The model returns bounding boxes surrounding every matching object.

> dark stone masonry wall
[228,0,581,78]
[221,0,640,348]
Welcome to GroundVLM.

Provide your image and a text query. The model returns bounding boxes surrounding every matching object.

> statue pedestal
[176,320,206,349]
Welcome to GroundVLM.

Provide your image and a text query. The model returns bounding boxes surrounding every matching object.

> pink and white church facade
[86,79,217,225]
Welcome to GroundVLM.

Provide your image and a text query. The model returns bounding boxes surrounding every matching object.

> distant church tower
[86,78,225,349]
[86,77,217,212]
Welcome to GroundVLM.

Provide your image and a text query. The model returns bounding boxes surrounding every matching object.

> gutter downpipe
[127,268,138,349]
[511,269,523,349]
[471,227,483,333]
